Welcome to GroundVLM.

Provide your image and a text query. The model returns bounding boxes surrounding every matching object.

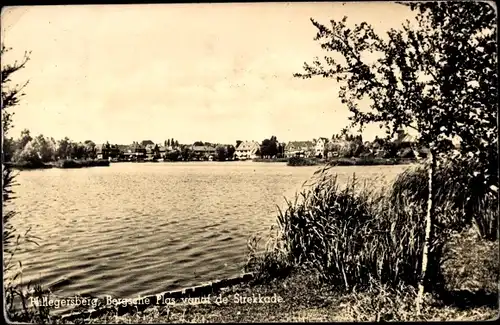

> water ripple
[11,162,406,303]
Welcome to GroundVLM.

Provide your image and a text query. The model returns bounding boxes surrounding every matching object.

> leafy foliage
[1,44,31,135]
[2,44,55,323]
[293,2,497,308]
[215,145,228,161]
[294,2,497,182]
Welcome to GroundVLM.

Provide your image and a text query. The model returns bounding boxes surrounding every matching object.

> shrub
[328,157,402,166]
[287,156,319,166]
[55,159,110,168]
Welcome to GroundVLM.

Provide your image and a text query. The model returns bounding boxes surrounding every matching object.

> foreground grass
[54,230,497,324]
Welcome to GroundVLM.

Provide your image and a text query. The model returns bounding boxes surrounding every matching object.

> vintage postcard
[1,1,498,323]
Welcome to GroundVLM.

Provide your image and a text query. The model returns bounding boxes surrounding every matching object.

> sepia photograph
[1,1,498,323]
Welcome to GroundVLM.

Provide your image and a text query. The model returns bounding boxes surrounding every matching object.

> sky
[1,2,417,145]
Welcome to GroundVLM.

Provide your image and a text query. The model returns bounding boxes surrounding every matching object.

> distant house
[395,131,417,148]
[326,139,351,158]
[116,144,130,159]
[96,143,121,160]
[285,141,315,158]
[95,144,106,160]
[235,141,260,160]
[191,145,216,160]
[314,137,329,158]
[141,140,155,147]
[123,142,146,160]
[368,143,381,158]
[145,144,160,160]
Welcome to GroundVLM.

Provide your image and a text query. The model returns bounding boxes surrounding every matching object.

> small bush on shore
[5,160,52,170]
[287,156,319,166]
[252,157,289,163]
[327,157,405,166]
[56,159,110,168]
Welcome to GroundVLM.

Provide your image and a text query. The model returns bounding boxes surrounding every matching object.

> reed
[246,171,449,293]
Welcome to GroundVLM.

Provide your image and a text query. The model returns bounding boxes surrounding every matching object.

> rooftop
[236,141,260,151]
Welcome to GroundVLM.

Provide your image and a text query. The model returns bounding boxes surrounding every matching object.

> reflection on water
[10,162,407,302]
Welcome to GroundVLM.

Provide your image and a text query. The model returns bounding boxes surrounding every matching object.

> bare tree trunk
[417,148,436,313]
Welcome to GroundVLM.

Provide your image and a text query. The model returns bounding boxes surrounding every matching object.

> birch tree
[294,1,497,312]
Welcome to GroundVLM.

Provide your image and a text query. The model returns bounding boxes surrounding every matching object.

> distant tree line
[3,129,424,164]
[3,129,99,163]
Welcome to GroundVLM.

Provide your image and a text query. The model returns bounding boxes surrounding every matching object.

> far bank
[4,159,110,170]
[3,157,416,170]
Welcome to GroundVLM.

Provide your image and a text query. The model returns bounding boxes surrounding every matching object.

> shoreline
[287,156,416,167]
[59,273,256,322]
[4,159,110,170]
[49,231,498,323]
[3,157,416,170]
[5,161,497,323]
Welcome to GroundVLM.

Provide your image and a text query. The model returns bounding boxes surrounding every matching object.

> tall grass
[390,159,498,240]
[246,170,449,293]
[247,154,498,297]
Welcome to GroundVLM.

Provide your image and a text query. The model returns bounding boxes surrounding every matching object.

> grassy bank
[50,230,497,323]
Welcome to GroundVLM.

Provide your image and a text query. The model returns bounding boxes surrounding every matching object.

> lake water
[8,162,408,305]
